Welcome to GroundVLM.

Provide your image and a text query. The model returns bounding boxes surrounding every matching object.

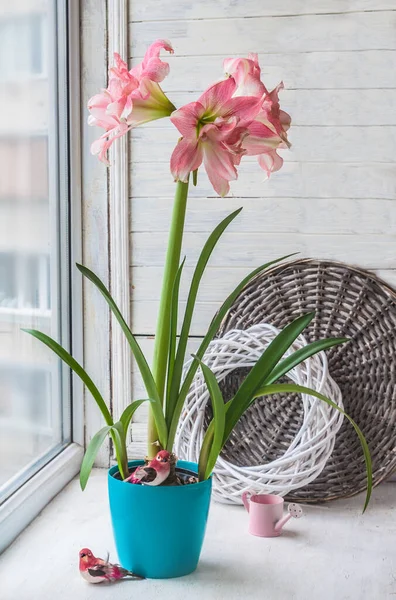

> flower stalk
[148,179,190,456]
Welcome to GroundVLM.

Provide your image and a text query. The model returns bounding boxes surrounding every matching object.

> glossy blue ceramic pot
[108,460,212,579]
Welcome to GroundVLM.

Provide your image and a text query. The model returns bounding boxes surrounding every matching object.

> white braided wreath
[174,324,344,505]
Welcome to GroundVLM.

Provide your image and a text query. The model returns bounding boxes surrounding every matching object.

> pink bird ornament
[79,548,144,584]
[125,449,171,486]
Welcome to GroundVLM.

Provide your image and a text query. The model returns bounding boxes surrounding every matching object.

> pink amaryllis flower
[170,77,263,196]
[88,40,176,164]
[224,53,291,178]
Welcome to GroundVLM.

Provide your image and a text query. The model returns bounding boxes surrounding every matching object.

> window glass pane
[0,1,69,501]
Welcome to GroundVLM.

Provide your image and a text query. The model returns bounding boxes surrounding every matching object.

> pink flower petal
[142,39,174,62]
[261,82,291,144]
[221,95,263,125]
[257,150,284,178]
[198,78,236,116]
[200,116,239,141]
[90,135,112,165]
[170,137,203,182]
[243,121,283,155]
[87,92,118,129]
[223,55,266,97]
[90,122,130,164]
[142,59,170,82]
[202,140,238,197]
[131,39,174,83]
[170,102,204,137]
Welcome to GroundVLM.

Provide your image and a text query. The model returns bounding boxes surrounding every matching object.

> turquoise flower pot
[108,460,212,579]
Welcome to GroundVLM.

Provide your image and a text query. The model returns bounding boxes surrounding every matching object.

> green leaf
[111,422,128,480]
[22,329,113,426]
[167,208,243,429]
[198,422,215,482]
[166,252,298,450]
[265,338,349,385]
[75,264,168,448]
[166,258,185,425]
[253,383,372,512]
[223,313,315,443]
[80,426,112,490]
[193,169,198,186]
[76,264,158,399]
[119,399,154,439]
[193,358,226,480]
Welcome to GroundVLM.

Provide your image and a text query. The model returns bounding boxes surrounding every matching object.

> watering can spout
[274,513,291,532]
[275,503,304,532]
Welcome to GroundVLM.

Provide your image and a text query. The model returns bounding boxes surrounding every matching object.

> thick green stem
[148,180,189,457]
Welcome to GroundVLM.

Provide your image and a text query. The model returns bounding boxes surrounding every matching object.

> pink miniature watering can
[242,492,303,537]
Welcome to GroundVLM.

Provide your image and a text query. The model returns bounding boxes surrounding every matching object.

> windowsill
[0,443,83,554]
[0,469,395,599]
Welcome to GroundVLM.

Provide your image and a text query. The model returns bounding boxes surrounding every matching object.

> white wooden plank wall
[81,0,111,466]
[127,1,396,454]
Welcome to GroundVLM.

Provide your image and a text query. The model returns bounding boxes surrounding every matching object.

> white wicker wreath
[174,324,344,505]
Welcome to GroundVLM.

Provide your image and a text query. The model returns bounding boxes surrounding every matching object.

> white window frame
[0,0,83,553]
[108,0,132,456]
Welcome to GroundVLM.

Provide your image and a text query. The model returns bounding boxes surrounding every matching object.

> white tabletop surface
[1,469,395,600]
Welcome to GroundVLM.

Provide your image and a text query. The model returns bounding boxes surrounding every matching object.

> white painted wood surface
[127,2,396,454]
[108,0,133,444]
[130,1,396,21]
[130,12,396,55]
[81,0,111,467]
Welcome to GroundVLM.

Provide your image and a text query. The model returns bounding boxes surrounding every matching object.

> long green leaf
[76,264,157,398]
[76,264,168,448]
[23,329,113,426]
[265,338,349,385]
[194,358,226,480]
[80,426,112,490]
[119,399,154,439]
[166,258,185,425]
[166,253,298,450]
[223,313,315,442]
[111,422,128,480]
[198,422,215,482]
[252,383,372,512]
[167,208,243,426]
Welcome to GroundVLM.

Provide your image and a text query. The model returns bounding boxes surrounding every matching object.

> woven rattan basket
[217,258,396,503]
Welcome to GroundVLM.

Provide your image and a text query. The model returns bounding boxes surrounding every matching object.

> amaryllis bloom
[170,78,263,196]
[88,40,175,164]
[224,53,291,178]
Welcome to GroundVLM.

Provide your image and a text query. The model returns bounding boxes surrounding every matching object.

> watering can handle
[242,490,253,512]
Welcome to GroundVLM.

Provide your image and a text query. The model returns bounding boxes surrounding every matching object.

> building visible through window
[0,13,46,81]
[0,1,69,504]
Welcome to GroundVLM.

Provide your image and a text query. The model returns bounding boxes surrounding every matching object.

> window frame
[0,0,83,553]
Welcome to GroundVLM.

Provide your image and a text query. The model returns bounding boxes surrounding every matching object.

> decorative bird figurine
[79,548,144,584]
[125,449,171,486]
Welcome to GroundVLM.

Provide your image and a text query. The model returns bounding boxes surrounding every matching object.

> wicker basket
[175,324,344,504]
[218,259,396,502]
